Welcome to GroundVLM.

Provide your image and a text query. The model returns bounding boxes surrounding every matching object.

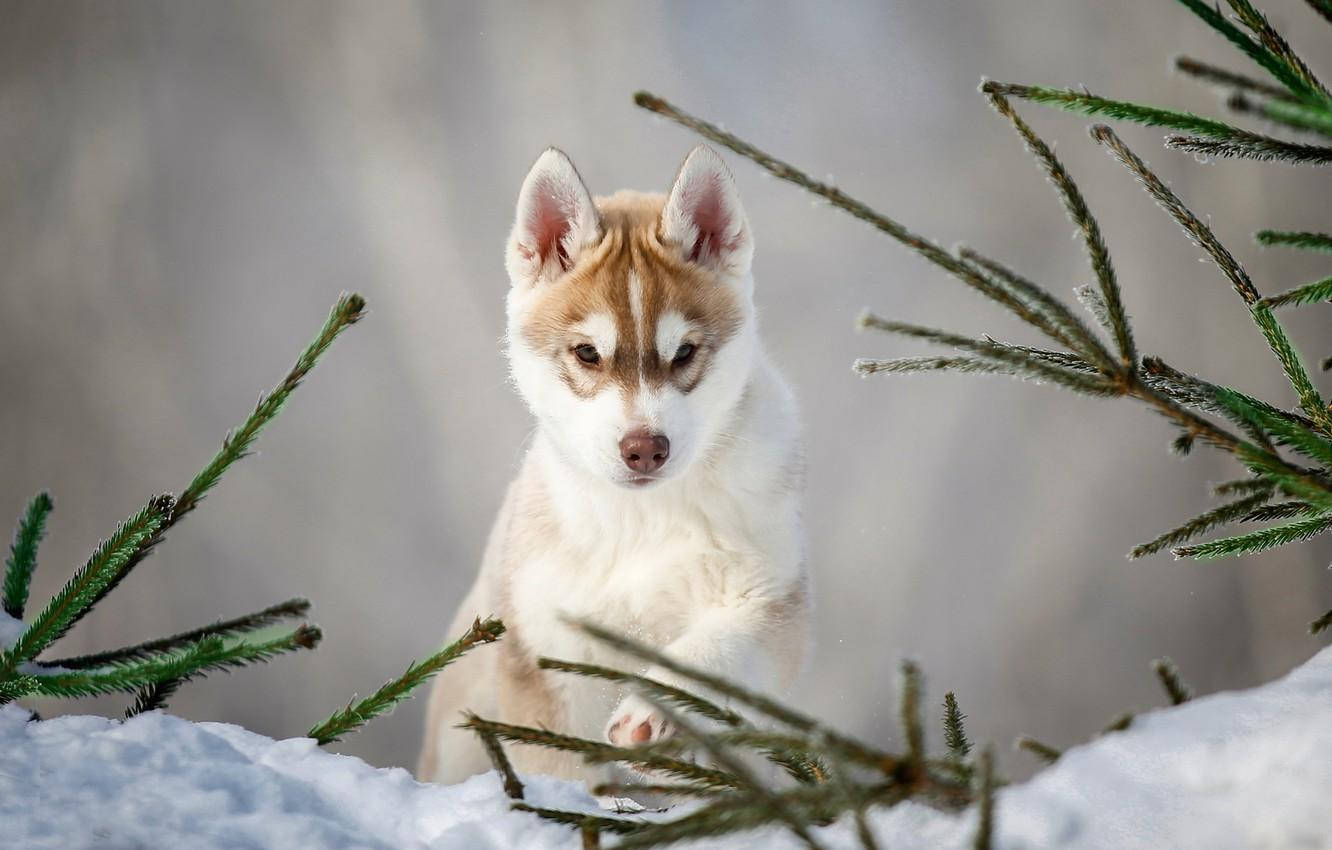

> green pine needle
[1213,387,1332,466]
[1221,0,1329,101]
[309,616,503,745]
[983,90,1134,367]
[1151,658,1193,705]
[1130,491,1273,559]
[1174,0,1324,103]
[1262,275,1332,309]
[942,692,973,760]
[1256,230,1332,252]
[538,656,744,728]
[3,495,173,669]
[1015,735,1061,764]
[28,625,320,699]
[1173,511,1332,559]
[982,81,1259,139]
[3,492,54,620]
[39,598,312,670]
[1310,607,1332,635]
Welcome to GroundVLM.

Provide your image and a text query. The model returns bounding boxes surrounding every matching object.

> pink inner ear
[525,177,575,271]
[684,173,736,264]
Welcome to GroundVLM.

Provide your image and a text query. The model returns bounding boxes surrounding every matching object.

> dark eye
[573,344,600,365]
[672,342,697,366]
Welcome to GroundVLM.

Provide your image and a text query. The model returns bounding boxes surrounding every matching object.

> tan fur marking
[519,192,744,403]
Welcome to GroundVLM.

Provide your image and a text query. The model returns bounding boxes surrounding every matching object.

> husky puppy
[418,146,808,785]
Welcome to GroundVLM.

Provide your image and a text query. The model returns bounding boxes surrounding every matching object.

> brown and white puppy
[418,146,808,786]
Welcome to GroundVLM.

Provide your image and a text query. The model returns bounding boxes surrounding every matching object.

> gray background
[3,1,1329,778]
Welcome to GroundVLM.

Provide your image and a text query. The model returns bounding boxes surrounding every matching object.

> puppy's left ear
[661,146,753,278]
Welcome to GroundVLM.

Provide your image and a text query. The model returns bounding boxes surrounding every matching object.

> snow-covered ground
[2,645,1329,849]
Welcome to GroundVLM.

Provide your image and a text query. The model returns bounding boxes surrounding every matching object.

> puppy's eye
[573,344,601,365]
[672,342,697,366]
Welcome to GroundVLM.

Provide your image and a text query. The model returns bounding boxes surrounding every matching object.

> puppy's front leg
[605,592,801,748]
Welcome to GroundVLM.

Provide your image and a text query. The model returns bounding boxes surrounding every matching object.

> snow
[1,644,1329,849]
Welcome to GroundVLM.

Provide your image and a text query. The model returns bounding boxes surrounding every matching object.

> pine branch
[1223,0,1330,101]
[1261,275,1332,309]
[1101,712,1135,734]
[1213,387,1332,466]
[856,314,1121,396]
[898,661,925,766]
[1256,229,1332,252]
[2,495,173,669]
[124,678,181,718]
[1174,55,1297,100]
[75,293,367,627]
[510,803,646,836]
[1150,658,1193,705]
[39,598,312,669]
[593,781,728,800]
[1175,0,1325,102]
[972,749,996,850]
[852,356,1020,378]
[1165,133,1332,164]
[956,248,1117,368]
[308,616,503,745]
[983,90,1134,367]
[1014,736,1062,764]
[1226,91,1332,138]
[28,625,320,699]
[1240,500,1318,521]
[460,714,743,791]
[1310,607,1332,634]
[1307,0,1332,25]
[1173,511,1332,558]
[3,492,53,620]
[538,657,744,727]
[1091,126,1330,430]
[982,81,1259,138]
[479,728,525,800]
[1129,491,1273,558]
[983,340,1100,373]
[1213,477,1275,497]
[942,692,972,764]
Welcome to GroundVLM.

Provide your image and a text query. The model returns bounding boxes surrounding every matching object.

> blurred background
[3,0,1330,779]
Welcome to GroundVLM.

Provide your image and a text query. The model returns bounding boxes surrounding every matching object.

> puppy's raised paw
[605,694,674,748]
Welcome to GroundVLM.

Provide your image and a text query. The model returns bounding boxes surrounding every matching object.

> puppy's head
[504,146,757,488]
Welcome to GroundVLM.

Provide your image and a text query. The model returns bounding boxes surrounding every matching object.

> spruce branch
[852,356,1020,378]
[973,748,996,850]
[479,728,525,800]
[2,495,173,669]
[39,598,312,669]
[1307,0,1332,25]
[125,678,182,718]
[1014,736,1062,764]
[1222,0,1329,101]
[28,625,320,699]
[898,661,925,766]
[942,692,973,761]
[1164,133,1332,164]
[1129,491,1273,558]
[1240,500,1317,521]
[956,248,1116,368]
[983,91,1134,367]
[1173,55,1297,100]
[1256,229,1332,252]
[509,803,646,836]
[309,616,503,745]
[76,293,367,625]
[1091,125,1330,430]
[856,314,1120,396]
[1310,607,1332,634]
[1102,712,1135,734]
[1213,477,1275,496]
[3,492,54,620]
[1226,91,1332,138]
[1175,0,1325,102]
[1173,511,1332,558]
[982,81,1258,138]
[460,714,743,791]
[538,657,744,728]
[1261,275,1332,309]
[1213,387,1332,466]
[1150,658,1193,705]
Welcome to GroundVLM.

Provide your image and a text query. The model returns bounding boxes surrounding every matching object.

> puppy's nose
[619,431,670,474]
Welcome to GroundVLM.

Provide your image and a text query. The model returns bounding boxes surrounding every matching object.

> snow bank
[2,645,1329,849]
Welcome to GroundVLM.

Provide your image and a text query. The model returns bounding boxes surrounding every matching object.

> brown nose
[619,431,670,474]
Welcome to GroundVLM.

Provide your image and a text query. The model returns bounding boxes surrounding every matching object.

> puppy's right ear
[505,148,601,288]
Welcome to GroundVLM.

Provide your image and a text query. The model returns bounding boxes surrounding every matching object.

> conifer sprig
[942,693,972,761]
[309,616,503,745]
[1150,658,1193,705]
[1261,275,1332,309]
[1174,0,1325,102]
[1174,55,1297,101]
[3,492,53,620]
[1226,92,1332,138]
[38,597,312,669]
[1014,736,1061,764]
[1130,491,1274,559]
[2,496,174,670]
[1256,230,1332,252]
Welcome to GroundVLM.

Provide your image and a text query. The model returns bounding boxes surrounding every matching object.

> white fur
[420,147,807,787]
